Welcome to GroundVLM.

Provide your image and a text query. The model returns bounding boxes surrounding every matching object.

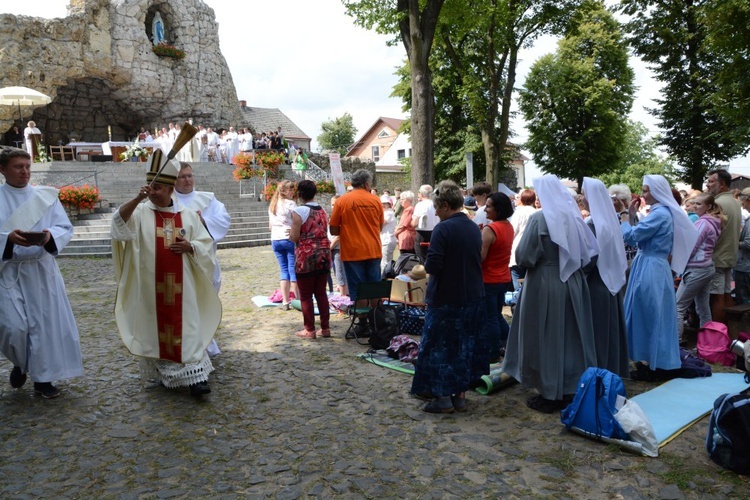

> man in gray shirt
[706,169,741,324]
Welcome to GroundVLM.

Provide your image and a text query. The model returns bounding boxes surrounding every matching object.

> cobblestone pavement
[1,247,747,498]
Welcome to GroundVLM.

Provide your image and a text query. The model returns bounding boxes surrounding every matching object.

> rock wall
[0,0,244,145]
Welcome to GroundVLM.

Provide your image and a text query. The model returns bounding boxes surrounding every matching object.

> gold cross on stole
[156,273,182,306]
[158,325,182,358]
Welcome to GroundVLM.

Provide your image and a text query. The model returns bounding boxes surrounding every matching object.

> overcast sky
[5,1,749,184]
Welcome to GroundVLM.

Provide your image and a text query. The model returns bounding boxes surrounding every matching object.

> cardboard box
[389,278,427,304]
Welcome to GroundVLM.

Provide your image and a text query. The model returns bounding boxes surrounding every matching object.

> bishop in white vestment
[111,154,222,397]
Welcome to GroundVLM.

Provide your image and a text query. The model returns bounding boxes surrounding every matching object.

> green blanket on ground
[357,351,516,394]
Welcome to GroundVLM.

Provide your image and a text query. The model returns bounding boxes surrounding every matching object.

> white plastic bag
[614,395,659,457]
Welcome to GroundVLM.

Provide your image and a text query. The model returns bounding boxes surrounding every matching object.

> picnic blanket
[357,351,514,394]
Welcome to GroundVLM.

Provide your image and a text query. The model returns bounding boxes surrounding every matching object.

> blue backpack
[561,367,628,440]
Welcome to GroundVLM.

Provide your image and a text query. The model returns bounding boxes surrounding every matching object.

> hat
[741,187,750,197]
[146,150,178,186]
[408,264,427,281]
[380,194,392,205]
[463,195,477,211]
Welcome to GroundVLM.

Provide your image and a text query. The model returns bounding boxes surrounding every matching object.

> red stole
[154,211,184,362]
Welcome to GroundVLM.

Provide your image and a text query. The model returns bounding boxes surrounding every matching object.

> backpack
[697,321,735,366]
[676,348,712,378]
[366,303,400,350]
[561,368,628,440]
[706,392,750,476]
[382,252,420,280]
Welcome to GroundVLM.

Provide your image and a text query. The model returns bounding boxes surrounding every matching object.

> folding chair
[345,280,393,344]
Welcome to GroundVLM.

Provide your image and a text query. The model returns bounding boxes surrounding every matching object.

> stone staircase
[29,161,272,257]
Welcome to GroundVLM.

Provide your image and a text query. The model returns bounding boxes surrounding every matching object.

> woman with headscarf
[501,175,599,413]
[620,175,699,379]
[581,177,629,378]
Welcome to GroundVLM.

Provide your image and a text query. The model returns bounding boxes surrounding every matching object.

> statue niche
[151,12,165,45]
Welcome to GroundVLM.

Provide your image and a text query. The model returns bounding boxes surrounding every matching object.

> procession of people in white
[140,123,286,165]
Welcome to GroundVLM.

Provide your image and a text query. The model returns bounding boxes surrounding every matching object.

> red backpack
[697,321,735,366]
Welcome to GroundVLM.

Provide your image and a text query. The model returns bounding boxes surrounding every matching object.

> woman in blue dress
[620,175,698,377]
[410,180,486,414]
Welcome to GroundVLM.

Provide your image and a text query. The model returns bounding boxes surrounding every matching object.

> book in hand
[19,231,47,245]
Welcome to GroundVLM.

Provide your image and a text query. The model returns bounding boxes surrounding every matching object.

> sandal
[295,329,316,339]
[526,395,565,414]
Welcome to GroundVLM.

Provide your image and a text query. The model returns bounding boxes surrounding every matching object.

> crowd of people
[137,123,291,165]
[3,150,750,411]
[265,167,750,414]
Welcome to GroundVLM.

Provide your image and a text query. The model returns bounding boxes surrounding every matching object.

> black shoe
[190,382,211,398]
[423,397,455,414]
[10,366,27,388]
[354,324,371,338]
[33,382,60,399]
[526,395,564,414]
[630,362,658,382]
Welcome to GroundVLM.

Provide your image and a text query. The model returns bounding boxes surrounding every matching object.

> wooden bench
[724,303,750,339]
[49,145,75,161]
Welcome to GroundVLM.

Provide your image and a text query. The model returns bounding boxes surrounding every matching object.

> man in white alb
[174,162,230,355]
[0,149,83,399]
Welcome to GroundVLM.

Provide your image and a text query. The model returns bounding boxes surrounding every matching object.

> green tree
[703,0,750,142]
[438,0,580,188]
[597,120,677,193]
[317,113,357,154]
[520,1,634,191]
[391,57,488,185]
[388,1,578,188]
[344,0,445,190]
[619,0,746,189]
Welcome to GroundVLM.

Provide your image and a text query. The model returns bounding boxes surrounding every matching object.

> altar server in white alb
[174,161,230,355]
[111,152,222,398]
[0,149,83,399]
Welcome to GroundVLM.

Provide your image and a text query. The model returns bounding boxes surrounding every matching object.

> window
[408,148,412,157]
[377,129,390,138]
[397,149,405,160]
[372,145,380,162]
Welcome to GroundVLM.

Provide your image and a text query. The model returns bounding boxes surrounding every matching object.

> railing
[285,158,352,182]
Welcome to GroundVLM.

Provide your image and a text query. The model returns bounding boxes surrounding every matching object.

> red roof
[346,117,404,157]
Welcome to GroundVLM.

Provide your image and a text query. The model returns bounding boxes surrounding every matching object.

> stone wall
[0,0,245,145]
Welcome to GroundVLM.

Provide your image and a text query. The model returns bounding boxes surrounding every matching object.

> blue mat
[630,372,750,447]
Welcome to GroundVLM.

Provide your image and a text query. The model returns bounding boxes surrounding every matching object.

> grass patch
[659,452,747,490]
[537,446,578,476]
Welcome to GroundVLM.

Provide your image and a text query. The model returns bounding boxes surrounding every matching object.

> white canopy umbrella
[0,86,52,121]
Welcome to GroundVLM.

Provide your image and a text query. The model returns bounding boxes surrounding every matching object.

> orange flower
[58,184,101,210]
